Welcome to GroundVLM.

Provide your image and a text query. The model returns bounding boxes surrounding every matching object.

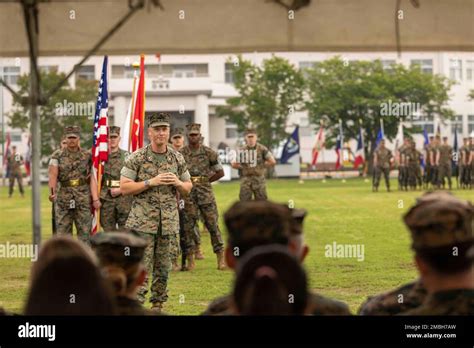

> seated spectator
[399,192,473,315]
[91,231,158,315]
[24,236,116,315]
[202,200,351,315]
[230,245,309,315]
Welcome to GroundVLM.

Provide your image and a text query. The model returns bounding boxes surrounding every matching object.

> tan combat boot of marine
[195,244,205,260]
[172,260,180,272]
[186,253,195,271]
[150,302,163,313]
[217,250,227,271]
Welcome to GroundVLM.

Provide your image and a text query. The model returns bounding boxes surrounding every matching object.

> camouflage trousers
[423,165,432,187]
[431,166,439,186]
[398,166,407,190]
[373,166,390,189]
[135,230,172,305]
[55,203,92,244]
[239,175,268,201]
[407,163,422,189]
[100,195,132,232]
[437,163,452,188]
[182,192,224,255]
[8,171,24,196]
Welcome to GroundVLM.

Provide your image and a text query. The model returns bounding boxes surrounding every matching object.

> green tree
[8,71,97,165]
[216,55,305,150]
[305,57,454,167]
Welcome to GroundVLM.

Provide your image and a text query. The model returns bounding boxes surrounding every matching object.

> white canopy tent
[0,0,472,246]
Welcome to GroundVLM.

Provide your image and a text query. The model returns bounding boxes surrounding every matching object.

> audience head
[25,236,116,315]
[231,245,309,315]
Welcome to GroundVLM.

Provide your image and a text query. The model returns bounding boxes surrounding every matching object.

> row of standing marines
[47,112,276,312]
[372,135,474,192]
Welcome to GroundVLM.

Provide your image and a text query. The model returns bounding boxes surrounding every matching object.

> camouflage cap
[109,126,121,136]
[403,192,474,251]
[148,112,170,128]
[224,200,291,252]
[186,123,201,135]
[64,126,81,137]
[245,128,257,136]
[289,208,308,236]
[171,127,185,138]
[91,231,149,266]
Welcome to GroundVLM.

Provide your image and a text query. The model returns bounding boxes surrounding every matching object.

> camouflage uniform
[469,138,474,188]
[180,123,225,259]
[91,231,159,316]
[373,145,392,191]
[238,131,274,201]
[459,141,469,188]
[170,127,185,270]
[358,280,427,315]
[100,126,132,232]
[430,143,440,187]
[437,141,452,189]
[401,289,474,315]
[405,143,422,190]
[400,192,474,315]
[121,113,190,306]
[49,126,92,243]
[397,144,408,191]
[203,292,351,316]
[423,142,432,188]
[7,151,24,197]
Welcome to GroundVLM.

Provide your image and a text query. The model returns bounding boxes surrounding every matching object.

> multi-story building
[1,51,473,165]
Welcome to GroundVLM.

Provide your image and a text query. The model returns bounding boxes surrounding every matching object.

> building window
[410,59,433,74]
[76,65,95,81]
[39,65,58,74]
[467,60,474,81]
[468,115,474,135]
[412,115,434,134]
[381,60,396,72]
[10,133,22,142]
[225,120,238,139]
[451,115,463,134]
[225,63,235,84]
[1,66,20,85]
[299,61,319,70]
[172,65,196,78]
[449,59,462,80]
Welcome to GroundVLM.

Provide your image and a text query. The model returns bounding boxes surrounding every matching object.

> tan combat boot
[186,253,195,271]
[172,260,180,272]
[195,244,204,260]
[150,302,163,313]
[217,250,227,270]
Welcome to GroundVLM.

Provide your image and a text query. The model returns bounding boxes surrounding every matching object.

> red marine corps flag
[311,123,325,167]
[91,56,109,234]
[131,54,145,152]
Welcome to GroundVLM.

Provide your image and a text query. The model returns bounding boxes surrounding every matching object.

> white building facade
[1,51,473,164]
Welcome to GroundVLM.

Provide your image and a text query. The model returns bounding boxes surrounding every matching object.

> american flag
[91,56,109,234]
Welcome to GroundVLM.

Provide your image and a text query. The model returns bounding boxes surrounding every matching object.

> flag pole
[128,72,138,152]
[140,54,145,147]
[96,162,103,231]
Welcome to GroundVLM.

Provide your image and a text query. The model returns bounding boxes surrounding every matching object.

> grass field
[0,178,472,315]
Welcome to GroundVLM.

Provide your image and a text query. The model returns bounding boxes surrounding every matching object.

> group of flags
[281,118,367,170]
[91,55,146,233]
